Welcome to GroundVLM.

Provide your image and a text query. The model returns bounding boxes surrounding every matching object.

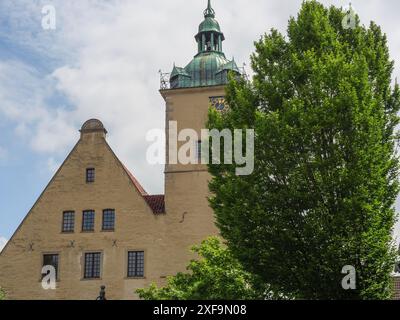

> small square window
[102,209,115,231]
[43,254,59,279]
[127,251,144,278]
[82,210,95,232]
[86,168,95,183]
[62,211,75,233]
[84,252,101,279]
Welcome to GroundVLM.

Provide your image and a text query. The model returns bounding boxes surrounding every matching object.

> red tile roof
[121,164,148,196]
[394,277,400,300]
[144,195,166,214]
[120,164,165,214]
[105,143,165,214]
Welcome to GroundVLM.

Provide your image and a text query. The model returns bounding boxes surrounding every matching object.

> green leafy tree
[208,0,400,299]
[0,288,6,300]
[136,237,269,300]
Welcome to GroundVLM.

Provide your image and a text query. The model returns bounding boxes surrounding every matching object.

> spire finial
[204,0,215,18]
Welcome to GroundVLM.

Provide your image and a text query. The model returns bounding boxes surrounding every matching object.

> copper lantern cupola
[168,0,241,89]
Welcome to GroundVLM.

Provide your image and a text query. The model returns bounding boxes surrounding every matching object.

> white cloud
[0,237,7,253]
[1,0,400,199]
[0,0,294,193]
[0,60,77,153]
[0,0,399,249]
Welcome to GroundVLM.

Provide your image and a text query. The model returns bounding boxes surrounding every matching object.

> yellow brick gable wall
[0,131,168,300]
[0,85,224,300]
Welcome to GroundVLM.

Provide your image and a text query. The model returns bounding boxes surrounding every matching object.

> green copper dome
[183,52,231,87]
[169,0,240,89]
[198,17,221,34]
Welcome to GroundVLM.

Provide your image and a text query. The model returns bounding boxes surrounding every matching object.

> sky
[0,0,400,251]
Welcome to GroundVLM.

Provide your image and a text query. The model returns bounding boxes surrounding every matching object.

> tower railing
[159,66,249,90]
[159,71,170,90]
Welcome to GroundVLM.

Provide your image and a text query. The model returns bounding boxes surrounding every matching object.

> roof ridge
[120,164,166,214]
[121,164,148,196]
[105,141,165,214]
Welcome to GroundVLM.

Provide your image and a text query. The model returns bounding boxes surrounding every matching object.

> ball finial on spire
[204,0,215,18]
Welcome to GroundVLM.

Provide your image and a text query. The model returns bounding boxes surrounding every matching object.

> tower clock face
[210,96,227,112]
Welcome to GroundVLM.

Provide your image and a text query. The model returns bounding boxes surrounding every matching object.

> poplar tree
[208,0,400,299]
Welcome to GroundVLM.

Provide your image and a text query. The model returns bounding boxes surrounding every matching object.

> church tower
[160,0,240,270]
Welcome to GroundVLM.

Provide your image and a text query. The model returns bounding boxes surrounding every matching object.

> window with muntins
[196,140,202,163]
[102,209,115,231]
[127,251,144,278]
[82,210,95,232]
[43,254,59,279]
[84,252,101,279]
[62,211,75,232]
[86,168,95,183]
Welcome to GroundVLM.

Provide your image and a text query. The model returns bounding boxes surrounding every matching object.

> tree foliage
[0,288,6,300]
[136,237,268,300]
[208,0,400,299]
